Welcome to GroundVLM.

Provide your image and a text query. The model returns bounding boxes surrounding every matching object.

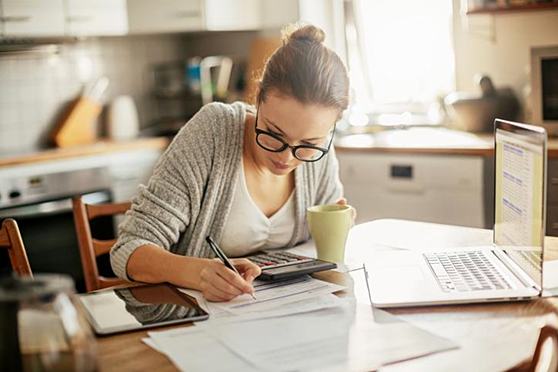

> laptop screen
[494,119,547,287]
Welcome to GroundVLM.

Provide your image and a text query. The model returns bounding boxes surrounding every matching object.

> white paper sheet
[212,277,345,312]
[199,294,345,325]
[179,276,345,318]
[148,326,260,372]
[147,302,457,372]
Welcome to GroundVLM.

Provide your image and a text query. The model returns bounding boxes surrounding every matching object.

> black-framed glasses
[254,111,335,162]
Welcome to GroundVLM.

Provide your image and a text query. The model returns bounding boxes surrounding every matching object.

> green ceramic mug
[306,204,354,263]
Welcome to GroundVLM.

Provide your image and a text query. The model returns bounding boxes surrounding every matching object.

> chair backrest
[72,196,130,292]
[0,219,32,277]
[510,325,558,372]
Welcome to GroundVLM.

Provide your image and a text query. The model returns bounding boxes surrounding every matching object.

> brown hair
[257,24,349,113]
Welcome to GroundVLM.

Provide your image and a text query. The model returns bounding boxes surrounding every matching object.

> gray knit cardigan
[110,102,343,280]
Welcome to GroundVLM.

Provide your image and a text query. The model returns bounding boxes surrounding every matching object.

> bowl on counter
[444,75,520,133]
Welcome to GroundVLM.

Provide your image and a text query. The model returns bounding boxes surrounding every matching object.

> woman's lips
[271,160,290,170]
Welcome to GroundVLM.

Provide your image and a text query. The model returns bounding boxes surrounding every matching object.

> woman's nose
[277,148,294,163]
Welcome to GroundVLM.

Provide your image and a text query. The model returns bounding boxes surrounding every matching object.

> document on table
[147,302,457,372]
[214,276,345,313]
[179,276,345,318]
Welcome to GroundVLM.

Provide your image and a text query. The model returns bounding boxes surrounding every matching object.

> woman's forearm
[126,244,207,290]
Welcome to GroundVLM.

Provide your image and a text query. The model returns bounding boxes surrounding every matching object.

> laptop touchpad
[377,265,425,283]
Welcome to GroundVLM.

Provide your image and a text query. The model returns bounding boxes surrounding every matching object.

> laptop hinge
[492,249,541,292]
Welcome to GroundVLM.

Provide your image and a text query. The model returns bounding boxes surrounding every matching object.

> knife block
[52,97,102,147]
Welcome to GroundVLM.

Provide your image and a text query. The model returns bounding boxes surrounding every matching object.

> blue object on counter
[186,57,201,94]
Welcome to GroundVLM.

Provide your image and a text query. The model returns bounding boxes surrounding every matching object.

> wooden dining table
[96,219,558,371]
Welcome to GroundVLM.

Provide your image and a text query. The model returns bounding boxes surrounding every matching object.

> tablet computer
[77,284,209,335]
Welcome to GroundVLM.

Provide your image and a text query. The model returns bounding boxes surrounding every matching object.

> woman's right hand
[197,258,261,302]
[125,245,261,302]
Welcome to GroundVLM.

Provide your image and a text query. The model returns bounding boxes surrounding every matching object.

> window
[346,0,455,125]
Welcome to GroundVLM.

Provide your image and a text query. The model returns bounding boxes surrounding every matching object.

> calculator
[247,250,337,281]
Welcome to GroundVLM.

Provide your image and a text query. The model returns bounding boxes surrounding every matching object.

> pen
[206,236,257,300]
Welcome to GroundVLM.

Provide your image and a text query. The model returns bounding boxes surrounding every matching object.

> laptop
[368,119,548,307]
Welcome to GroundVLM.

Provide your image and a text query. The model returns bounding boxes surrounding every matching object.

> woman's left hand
[335,197,357,224]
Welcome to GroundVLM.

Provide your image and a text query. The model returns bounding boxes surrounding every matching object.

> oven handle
[0,191,111,218]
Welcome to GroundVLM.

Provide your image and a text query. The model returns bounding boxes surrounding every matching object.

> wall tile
[0,34,187,153]
[0,31,256,154]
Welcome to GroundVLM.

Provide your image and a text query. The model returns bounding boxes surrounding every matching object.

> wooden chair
[509,325,558,372]
[0,219,32,277]
[72,196,130,292]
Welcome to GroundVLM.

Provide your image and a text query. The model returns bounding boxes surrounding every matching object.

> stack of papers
[143,275,457,371]
[181,275,346,319]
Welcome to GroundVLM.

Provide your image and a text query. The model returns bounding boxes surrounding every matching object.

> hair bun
[282,24,325,45]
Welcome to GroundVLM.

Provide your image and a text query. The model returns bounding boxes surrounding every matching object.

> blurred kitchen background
[1,0,558,289]
[1,0,557,150]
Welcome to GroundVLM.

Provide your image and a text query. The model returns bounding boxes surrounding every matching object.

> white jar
[107,95,140,141]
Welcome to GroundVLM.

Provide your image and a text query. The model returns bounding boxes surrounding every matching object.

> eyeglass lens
[256,132,326,161]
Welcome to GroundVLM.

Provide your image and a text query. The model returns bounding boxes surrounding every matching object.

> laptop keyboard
[247,251,314,269]
[424,251,512,292]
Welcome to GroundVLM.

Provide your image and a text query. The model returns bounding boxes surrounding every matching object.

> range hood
[0,37,77,54]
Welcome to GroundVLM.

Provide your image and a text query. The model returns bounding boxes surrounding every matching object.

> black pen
[206,236,256,300]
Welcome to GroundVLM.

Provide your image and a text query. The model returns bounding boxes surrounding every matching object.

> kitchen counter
[335,127,558,158]
[0,137,171,167]
[2,128,557,167]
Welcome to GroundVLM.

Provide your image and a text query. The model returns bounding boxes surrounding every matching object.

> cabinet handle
[387,186,425,195]
[1,16,32,22]
[552,222,558,230]
[173,11,200,18]
[551,177,558,186]
[66,16,94,23]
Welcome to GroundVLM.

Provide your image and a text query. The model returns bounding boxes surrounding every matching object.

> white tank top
[220,159,295,257]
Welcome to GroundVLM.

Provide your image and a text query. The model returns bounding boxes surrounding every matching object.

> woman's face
[253,93,339,176]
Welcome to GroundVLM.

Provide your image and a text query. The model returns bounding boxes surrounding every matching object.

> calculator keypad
[248,251,314,269]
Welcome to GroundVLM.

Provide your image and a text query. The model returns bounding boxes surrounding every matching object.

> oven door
[0,190,113,292]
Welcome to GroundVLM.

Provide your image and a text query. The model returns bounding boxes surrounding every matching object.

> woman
[110,24,350,302]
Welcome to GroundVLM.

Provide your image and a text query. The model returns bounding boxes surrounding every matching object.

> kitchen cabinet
[261,0,299,29]
[127,0,299,34]
[65,0,128,36]
[337,152,487,228]
[127,0,204,34]
[205,0,260,31]
[0,0,127,38]
[1,0,65,37]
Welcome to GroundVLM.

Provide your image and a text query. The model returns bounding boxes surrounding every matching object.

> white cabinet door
[337,152,486,228]
[1,0,65,37]
[261,0,298,29]
[65,0,128,36]
[127,0,203,34]
[205,0,261,31]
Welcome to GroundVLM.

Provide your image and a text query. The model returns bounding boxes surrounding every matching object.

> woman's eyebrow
[265,118,325,142]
